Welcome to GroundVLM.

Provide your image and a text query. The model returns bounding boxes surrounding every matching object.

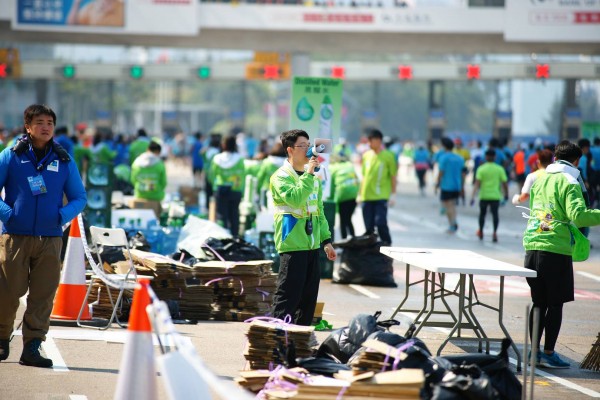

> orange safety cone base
[51,283,91,320]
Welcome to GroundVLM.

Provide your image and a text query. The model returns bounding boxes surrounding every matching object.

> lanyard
[26,145,53,172]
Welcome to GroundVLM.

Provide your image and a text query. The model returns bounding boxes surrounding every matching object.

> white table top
[380,247,537,278]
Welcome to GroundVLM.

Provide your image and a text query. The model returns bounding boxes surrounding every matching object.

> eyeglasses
[294,143,311,149]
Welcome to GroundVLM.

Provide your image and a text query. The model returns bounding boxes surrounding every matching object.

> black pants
[215,186,242,237]
[272,249,320,326]
[478,200,500,232]
[338,199,356,239]
[416,169,427,190]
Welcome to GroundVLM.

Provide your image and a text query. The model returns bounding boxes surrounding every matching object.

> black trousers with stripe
[272,249,320,326]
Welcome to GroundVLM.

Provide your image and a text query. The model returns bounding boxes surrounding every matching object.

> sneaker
[476,230,483,240]
[0,339,9,361]
[492,233,498,243]
[19,338,53,368]
[539,351,570,369]
[446,224,458,234]
[528,350,541,366]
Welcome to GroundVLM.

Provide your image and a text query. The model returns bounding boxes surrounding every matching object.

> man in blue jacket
[0,104,87,368]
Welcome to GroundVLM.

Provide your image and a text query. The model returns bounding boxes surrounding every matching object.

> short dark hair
[367,129,383,140]
[222,135,237,152]
[24,104,56,126]
[55,126,68,136]
[578,138,591,149]
[554,140,582,164]
[148,140,162,154]
[538,149,554,167]
[137,128,148,137]
[280,129,309,151]
[441,137,454,151]
[485,149,496,158]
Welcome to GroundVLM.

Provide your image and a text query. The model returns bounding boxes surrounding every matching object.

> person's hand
[512,194,521,205]
[324,243,337,261]
[470,198,475,207]
[307,157,320,175]
[388,196,396,207]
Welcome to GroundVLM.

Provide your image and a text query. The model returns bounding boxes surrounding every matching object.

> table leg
[496,276,522,372]
[465,274,487,353]
[438,273,458,326]
[437,273,466,356]
[390,263,412,320]
[414,271,436,337]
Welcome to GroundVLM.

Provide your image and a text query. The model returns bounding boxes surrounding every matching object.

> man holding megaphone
[270,129,336,326]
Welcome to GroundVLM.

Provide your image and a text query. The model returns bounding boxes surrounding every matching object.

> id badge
[28,175,47,196]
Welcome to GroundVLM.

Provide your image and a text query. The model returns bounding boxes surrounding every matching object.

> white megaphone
[306,144,326,172]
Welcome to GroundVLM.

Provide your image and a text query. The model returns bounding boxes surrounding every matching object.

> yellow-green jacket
[270,161,331,253]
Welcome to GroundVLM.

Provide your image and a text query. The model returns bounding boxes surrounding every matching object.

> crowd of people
[2,105,600,369]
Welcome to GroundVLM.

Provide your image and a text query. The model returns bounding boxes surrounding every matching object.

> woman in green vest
[209,135,245,236]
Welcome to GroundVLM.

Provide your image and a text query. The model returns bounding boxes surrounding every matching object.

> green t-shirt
[330,161,359,203]
[475,162,507,200]
[360,149,397,201]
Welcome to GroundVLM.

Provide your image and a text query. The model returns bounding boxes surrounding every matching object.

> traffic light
[130,65,143,80]
[331,66,345,79]
[398,65,413,80]
[466,64,480,80]
[197,66,211,80]
[0,48,21,79]
[63,64,76,79]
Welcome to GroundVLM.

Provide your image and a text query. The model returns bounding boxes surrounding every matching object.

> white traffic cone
[114,279,157,400]
[51,216,91,321]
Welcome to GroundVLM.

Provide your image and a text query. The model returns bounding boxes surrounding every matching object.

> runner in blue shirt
[436,137,465,233]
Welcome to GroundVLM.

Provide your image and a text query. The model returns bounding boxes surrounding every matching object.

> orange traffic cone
[114,279,158,400]
[51,216,91,321]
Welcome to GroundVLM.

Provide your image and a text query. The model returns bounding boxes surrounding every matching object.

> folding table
[380,247,537,371]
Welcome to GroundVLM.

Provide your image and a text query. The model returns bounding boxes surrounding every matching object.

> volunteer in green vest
[330,154,359,239]
[209,135,245,237]
[523,140,600,369]
[128,128,150,166]
[130,140,166,218]
[470,149,508,243]
[270,129,336,326]
[360,129,397,245]
[257,142,286,209]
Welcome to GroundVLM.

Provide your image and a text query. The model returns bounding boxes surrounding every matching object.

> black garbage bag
[431,364,500,400]
[203,237,265,261]
[333,234,378,249]
[438,339,521,400]
[98,246,126,264]
[367,329,407,347]
[332,236,396,287]
[297,357,352,376]
[316,312,385,364]
[129,230,151,251]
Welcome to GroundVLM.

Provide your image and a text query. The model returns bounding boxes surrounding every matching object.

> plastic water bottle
[146,220,163,254]
[318,95,333,137]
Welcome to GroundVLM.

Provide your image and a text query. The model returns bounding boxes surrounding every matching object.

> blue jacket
[0,137,87,237]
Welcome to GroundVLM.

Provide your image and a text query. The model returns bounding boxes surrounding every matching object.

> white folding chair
[77,223,149,329]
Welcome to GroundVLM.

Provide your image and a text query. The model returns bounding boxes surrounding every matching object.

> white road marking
[577,271,600,283]
[69,396,88,400]
[348,284,380,299]
[508,358,600,398]
[394,310,600,398]
[322,311,335,316]
[42,337,69,372]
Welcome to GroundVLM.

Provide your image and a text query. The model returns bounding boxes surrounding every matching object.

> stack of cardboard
[240,367,424,399]
[349,339,409,373]
[88,278,133,320]
[244,320,316,370]
[292,369,424,399]
[127,249,214,320]
[235,368,308,393]
[193,260,277,321]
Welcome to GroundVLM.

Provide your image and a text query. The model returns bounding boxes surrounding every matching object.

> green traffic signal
[197,66,211,80]
[63,64,76,79]
[130,65,143,79]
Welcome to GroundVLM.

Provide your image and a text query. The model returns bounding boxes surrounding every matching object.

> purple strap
[336,386,348,400]
[392,340,415,370]
[204,276,245,295]
[381,347,392,372]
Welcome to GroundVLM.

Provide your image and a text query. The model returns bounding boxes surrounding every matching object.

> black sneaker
[19,338,53,368]
[0,339,9,361]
